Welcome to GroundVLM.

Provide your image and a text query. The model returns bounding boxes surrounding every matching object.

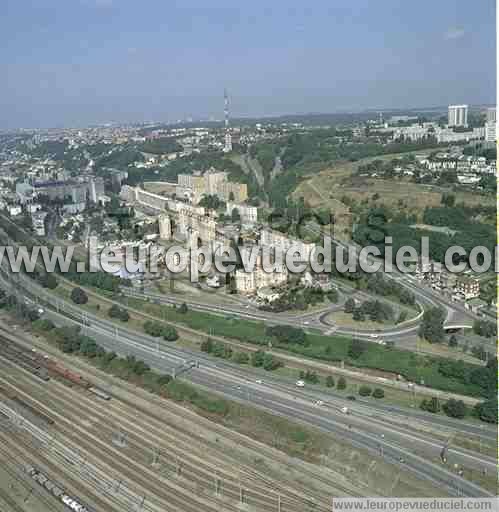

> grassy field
[293,152,495,222]
[326,310,398,329]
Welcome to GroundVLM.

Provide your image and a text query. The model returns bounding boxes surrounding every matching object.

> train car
[44,360,91,389]
[88,387,111,401]
[26,467,93,512]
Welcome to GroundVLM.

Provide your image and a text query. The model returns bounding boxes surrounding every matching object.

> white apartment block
[448,105,468,127]
[234,262,288,295]
[485,121,496,143]
[226,202,258,224]
[486,107,496,123]
[260,229,316,261]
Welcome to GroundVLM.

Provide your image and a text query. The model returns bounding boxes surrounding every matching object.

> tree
[420,397,440,413]
[251,350,266,367]
[71,287,88,305]
[348,338,368,360]
[303,370,319,384]
[418,307,445,343]
[448,334,458,348]
[352,308,365,322]
[358,385,372,397]
[327,289,338,303]
[233,352,249,364]
[157,374,172,386]
[442,399,466,419]
[200,337,214,353]
[231,208,241,223]
[472,319,495,339]
[372,388,385,399]
[441,193,456,207]
[80,337,98,357]
[179,302,188,314]
[474,399,498,424]
[396,311,408,324]
[143,320,163,337]
[265,325,307,345]
[108,304,129,322]
[325,376,335,388]
[263,353,282,371]
[38,272,58,289]
[212,341,232,359]
[337,377,347,390]
[162,326,178,341]
[344,298,355,314]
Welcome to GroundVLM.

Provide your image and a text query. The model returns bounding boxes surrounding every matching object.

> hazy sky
[1,0,495,128]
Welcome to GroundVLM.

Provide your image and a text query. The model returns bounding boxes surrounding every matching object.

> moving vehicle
[341,406,349,414]
[295,380,305,387]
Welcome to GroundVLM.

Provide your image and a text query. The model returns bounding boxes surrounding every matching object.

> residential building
[485,121,496,143]
[226,202,258,224]
[234,249,288,295]
[259,229,315,261]
[456,277,480,300]
[448,105,468,127]
[486,107,496,123]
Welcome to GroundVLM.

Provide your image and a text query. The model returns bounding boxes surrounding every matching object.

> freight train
[26,466,94,512]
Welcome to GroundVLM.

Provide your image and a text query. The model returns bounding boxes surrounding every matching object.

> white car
[295,380,305,387]
[315,400,324,406]
[255,379,262,384]
[303,321,310,325]
[370,334,379,339]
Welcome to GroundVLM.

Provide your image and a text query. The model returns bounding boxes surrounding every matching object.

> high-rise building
[448,105,468,127]
[486,107,496,123]
[485,121,496,143]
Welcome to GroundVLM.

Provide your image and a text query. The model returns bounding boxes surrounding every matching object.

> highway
[3,271,496,498]
[121,285,425,341]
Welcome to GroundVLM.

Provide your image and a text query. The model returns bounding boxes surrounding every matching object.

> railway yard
[0,316,450,512]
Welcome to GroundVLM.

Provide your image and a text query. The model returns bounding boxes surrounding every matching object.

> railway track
[0,487,26,512]
[0,431,122,512]
[0,364,332,512]
[0,365,274,512]
[0,329,359,500]
[0,398,192,512]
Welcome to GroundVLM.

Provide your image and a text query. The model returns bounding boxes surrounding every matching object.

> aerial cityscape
[0,1,497,511]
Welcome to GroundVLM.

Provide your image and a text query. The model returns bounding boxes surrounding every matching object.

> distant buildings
[448,105,468,127]
[415,262,481,302]
[226,202,257,224]
[391,122,483,144]
[485,108,496,143]
[178,169,248,204]
[486,107,496,123]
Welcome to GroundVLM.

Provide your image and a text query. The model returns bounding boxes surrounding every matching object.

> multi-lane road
[3,271,496,498]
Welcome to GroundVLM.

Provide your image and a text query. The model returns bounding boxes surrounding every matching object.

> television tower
[223,88,232,153]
